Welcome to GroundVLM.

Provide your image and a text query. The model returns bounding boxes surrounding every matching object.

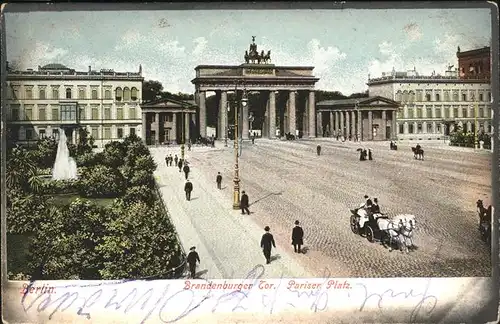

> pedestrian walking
[184,179,193,201]
[291,220,304,253]
[169,154,173,166]
[165,155,169,166]
[252,133,256,144]
[216,172,222,190]
[188,140,192,151]
[240,190,250,215]
[260,226,276,264]
[183,164,190,179]
[174,155,179,166]
[187,246,200,279]
[368,149,373,160]
[317,145,321,156]
[178,159,183,172]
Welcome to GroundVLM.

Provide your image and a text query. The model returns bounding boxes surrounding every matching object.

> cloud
[404,23,423,41]
[192,37,208,56]
[368,41,406,78]
[14,42,68,69]
[158,40,186,58]
[115,30,141,50]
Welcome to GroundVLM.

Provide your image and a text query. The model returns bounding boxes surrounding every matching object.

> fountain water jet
[52,128,78,180]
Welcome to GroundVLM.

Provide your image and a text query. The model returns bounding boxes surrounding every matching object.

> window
[426,107,432,118]
[479,93,484,101]
[460,67,464,74]
[79,106,86,120]
[91,107,99,120]
[24,105,33,120]
[104,127,111,139]
[117,128,124,138]
[425,94,431,102]
[462,107,468,118]
[25,128,34,140]
[123,87,131,101]
[453,107,458,118]
[479,107,484,118]
[435,107,442,118]
[52,88,59,99]
[129,107,136,119]
[105,89,111,99]
[39,88,46,99]
[104,106,111,119]
[92,89,98,100]
[10,105,19,121]
[12,87,19,99]
[409,123,414,134]
[399,123,404,134]
[462,93,467,101]
[416,106,423,118]
[117,107,124,120]
[435,93,440,101]
[91,127,99,139]
[25,87,33,99]
[443,91,450,102]
[131,87,138,101]
[402,91,409,102]
[427,123,432,133]
[115,87,123,101]
[39,129,46,139]
[52,129,59,140]
[417,123,422,133]
[38,105,47,121]
[78,88,85,99]
[488,92,491,101]
[453,92,459,101]
[61,104,77,121]
[396,91,402,102]
[416,91,423,102]
[444,106,450,118]
[52,106,59,121]
[66,88,72,99]
[397,108,403,119]
[129,127,136,136]
[407,107,414,119]
[408,91,415,103]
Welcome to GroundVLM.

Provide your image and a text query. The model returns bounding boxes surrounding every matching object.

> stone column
[288,91,296,136]
[345,110,350,138]
[330,112,334,136]
[155,113,160,144]
[185,112,190,141]
[172,112,177,142]
[432,121,437,134]
[403,104,408,119]
[422,121,427,134]
[335,111,340,134]
[351,110,356,139]
[381,110,387,138]
[317,112,323,136]
[198,91,207,137]
[220,91,228,140]
[404,122,409,134]
[466,121,472,132]
[340,111,345,136]
[413,122,418,134]
[368,111,373,140]
[141,112,147,143]
[450,105,455,118]
[458,105,463,118]
[308,91,316,137]
[357,110,362,140]
[392,111,397,139]
[269,91,277,138]
[242,93,250,140]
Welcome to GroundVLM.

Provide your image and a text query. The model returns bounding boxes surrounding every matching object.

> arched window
[92,89,98,99]
[408,91,415,103]
[66,88,72,99]
[131,87,138,101]
[402,91,409,102]
[115,87,123,101]
[39,89,46,100]
[79,88,85,99]
[105,89,111,99]
[123,87,131,101]
[396,91,402,102]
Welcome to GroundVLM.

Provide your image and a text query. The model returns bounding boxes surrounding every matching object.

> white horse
[392,214,417,253]
[376,217,404,252]
[376,214,416,253]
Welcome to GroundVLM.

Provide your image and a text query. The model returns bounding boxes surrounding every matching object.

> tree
[102,141,126,168]
[6,146,42,193]
[142,80,164,103]
[78,165,126,198]
[32,137,58,169]
[316,90,347,102]
[348,90,369,98]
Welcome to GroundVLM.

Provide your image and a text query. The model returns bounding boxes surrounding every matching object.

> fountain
[52,128,78,180]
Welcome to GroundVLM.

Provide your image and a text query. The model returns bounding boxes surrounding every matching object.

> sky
[4,6,492,95]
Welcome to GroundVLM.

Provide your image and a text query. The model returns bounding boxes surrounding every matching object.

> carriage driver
[415,143,422,151]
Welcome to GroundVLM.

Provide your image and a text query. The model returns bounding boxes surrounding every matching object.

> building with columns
[367,66,492,141]
[5,63,144,147]
[457,46,490,81]
[191,37,319,139]
[140,98,198,145]
[316,96,399,140]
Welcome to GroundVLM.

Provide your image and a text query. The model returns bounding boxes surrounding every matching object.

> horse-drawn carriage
[350,208,416,253]
[476,199,492,245]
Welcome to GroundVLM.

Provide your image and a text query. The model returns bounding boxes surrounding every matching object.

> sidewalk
[151,147,310,280]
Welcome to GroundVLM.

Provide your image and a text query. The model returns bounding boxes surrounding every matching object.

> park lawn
[49,193,115,207]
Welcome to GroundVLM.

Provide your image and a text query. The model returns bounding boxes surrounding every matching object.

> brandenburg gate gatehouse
[191,37,319,139]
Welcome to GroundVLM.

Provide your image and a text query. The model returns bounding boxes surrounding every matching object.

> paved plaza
[153,138,492,278]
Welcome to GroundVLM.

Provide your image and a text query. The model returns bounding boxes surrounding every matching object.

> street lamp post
[474,98,479,150]
[225,101,229,147]
[233,82,247,210]
[181,108,185,160]
[355,100,361,141]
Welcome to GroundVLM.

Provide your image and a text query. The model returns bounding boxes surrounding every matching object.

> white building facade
[367,68,492,141]
[6,63,144,147]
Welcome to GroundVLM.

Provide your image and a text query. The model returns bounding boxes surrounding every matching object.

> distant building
[457,46,490,81]
[5,63,144,147]
[367,66,492,141]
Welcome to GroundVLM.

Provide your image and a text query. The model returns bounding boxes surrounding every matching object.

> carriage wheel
[350,215,359,234]
[366,226,374,242]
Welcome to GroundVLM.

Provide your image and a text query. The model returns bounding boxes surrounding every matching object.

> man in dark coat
[371,198,381,214]
[184,179,193,201]
[174,154,179,166]
[186,246,200,279]
[316,145,321,156]
[291,220,304,253]
[178,159,183,172]
[216,172,222,190]
[183,163,190,180]
[260,226,276,264]
[368,149,373,160]
[165,155,169,166]
[240,191,250,215]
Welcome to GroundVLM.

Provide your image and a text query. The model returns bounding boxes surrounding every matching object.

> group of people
[389,141,398,150]
[358,148,373,161]
[356,195,382,218]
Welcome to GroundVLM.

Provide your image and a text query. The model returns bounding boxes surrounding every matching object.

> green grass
[50,194,115,207]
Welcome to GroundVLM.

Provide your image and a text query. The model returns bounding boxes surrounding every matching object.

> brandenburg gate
[191,37,319,139]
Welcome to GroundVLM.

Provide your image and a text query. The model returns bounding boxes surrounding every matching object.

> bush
[75,151,104,167]
[40,179,80,194]
[102,141,126,168]
[32,137,58,169]
[7,191,50,234]
[78,165,126,198]
[121,185,156,207]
